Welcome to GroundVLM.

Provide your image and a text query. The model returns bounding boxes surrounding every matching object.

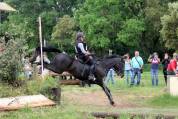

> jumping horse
[30,46,125,106]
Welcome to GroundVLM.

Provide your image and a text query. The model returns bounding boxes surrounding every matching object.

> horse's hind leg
[99,82,115,105]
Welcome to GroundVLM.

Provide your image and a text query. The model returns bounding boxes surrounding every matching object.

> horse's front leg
[99,81,115,106]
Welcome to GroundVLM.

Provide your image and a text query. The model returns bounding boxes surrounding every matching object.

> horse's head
[102,55,125,78]
[113,57,125,78]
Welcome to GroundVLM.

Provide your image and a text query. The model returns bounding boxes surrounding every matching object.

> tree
[160,2,178,51]
[51,15,77,53]
[0,38,25,83]
[117,18,145,47]
[140,0,167,57]
[1,0,83,49]
[75,0,145,55]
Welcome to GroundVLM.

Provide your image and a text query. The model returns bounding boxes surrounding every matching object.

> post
[0,11,1,24]
[44,39,46,47]
[109,49,112,56]
[38,17,44,76]
[167,76,178,96]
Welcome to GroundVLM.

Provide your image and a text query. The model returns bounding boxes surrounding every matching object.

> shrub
[0,38,25,84]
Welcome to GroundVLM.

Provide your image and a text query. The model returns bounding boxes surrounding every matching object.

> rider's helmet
[76,32,84,41]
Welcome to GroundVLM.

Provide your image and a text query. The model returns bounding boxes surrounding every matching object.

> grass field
[0,71,178,119]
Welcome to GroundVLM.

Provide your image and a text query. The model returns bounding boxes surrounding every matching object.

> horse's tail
[36,46,61,53]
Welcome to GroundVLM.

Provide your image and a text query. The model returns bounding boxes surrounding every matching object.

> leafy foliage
[0,0,178,83]
[117,18,145,47]
[1,0,83,49]
[51,15,76,53]
[75,0,145,54]
[143,0,164,52]
[160,2,178,51]
[0,38,25,83]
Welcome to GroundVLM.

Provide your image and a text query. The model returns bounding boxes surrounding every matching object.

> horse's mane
[36,46,61,53]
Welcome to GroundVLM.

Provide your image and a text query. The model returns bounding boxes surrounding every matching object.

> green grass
[149,94,178,108]
[0,106,92,119]
[0,71,178,119]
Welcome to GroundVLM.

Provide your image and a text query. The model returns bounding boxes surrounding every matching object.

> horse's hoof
[111,102,116,107]
[112,103,116,107]
[113,103,117,107]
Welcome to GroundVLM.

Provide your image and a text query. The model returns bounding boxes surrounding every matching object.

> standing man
[131,51,144,85]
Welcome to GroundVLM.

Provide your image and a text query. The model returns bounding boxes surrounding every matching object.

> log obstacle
[59,79,81,85]
[50,71,88,86]
[91,112,176,119]
[91,112,119,119]
[51,87,61,103]
[50,71,75,80]
[49,71,72,77]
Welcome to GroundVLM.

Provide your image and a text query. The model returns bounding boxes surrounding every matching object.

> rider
[75,32,96,81]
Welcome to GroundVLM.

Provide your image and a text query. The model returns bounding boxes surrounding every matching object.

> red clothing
[167,59,177,71]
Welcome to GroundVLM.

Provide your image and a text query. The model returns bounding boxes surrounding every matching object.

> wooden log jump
[59,80,81,85]
[49,71,72,77]
[91,112,119,119]
[91,112,176,119]
[49,71,75,80]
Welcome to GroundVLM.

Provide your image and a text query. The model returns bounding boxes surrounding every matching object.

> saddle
[75,55,89,64]
[75,55,96,79]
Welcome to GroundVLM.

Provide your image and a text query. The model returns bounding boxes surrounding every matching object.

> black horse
[30,47,125,106]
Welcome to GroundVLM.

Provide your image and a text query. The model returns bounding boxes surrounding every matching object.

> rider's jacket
[75,42,87,57]
[75,41,94,66]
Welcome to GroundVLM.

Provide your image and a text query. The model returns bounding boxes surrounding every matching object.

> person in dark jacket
[162,53,170,85]
[75,32,96,81]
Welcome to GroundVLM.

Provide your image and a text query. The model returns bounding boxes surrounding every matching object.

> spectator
[162,53,170,85]
[148,52,160,86]
[105,68,115,85]
[124,53,132,85]
[131,51,144,85]
[177,55,178,72]
[167,53,178,76]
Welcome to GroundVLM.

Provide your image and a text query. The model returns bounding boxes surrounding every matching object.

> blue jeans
[125,70,133,84]
[131,68,141,85]
[151,69,158,86]
[105,69,115,84]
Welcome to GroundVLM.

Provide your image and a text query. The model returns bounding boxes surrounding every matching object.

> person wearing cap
[148,52,160,86]
[167,53,178,76]
[75,32,96,81]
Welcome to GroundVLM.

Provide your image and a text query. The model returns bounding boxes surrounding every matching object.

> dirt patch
[63,91,139,108]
